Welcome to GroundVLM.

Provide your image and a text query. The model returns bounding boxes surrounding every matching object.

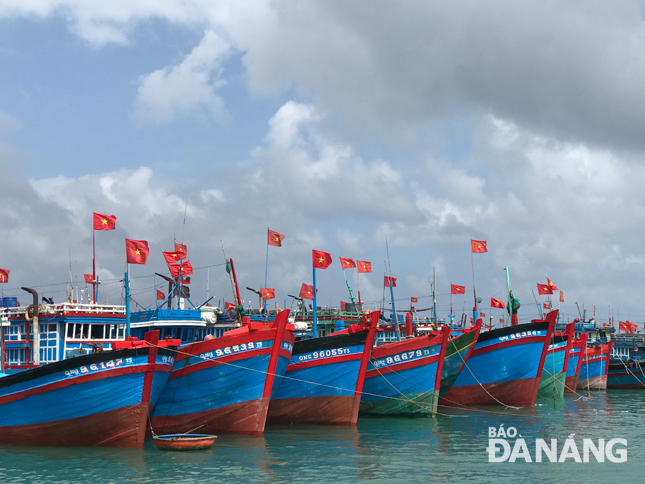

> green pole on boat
[125,268,131,337]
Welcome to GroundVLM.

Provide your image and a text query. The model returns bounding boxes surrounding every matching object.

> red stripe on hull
[471,336,546,357]
[266,395,361,425]
[564,375,579,394]
[0,403,150,447]
[440,377,538,407]
[150,397,269,436]
[577,375,607,391]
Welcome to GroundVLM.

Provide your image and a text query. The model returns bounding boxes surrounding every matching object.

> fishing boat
[266,310,378,425]
[148,309,294,435]
[577,342,613,391]
[359,326,450,416]
[536,330,573,400]
[564,333,588,393]
[606,333,645,389]
[0,328,176,447]
[437,323,481,401]
[440,310,558,407]
[153,433,217,451]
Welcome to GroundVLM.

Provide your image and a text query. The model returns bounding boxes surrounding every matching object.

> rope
[148,343,462,414]
[617,358,645,388]
[451,338,520,410]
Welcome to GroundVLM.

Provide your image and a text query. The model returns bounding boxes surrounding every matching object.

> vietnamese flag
[619,321,635,334]
[547,277,558,291]
[340,257,356,269]
[357,260,372,273]
[0,268,9,283]
[267,229,285,247]
[162,251,184,265]
[411,297,418,303]
[299,283,315,300]
[261,288,276,300]
[312,250,332,269]
[225,301,236,311]
[125,239,149,265]
[537,283,553,295]
[156,289,165,301]
[93,212,116,231]
[471,239,487,253]
[169,260,193,277]
[451,284,466,295]
[384,276,397,288]
[174,243,187,258]
[491,297,505,309]
[84,274,95,283]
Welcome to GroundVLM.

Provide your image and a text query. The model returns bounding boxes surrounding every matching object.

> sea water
[0,390,643,483]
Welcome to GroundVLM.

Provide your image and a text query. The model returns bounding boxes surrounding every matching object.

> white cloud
[133,30,231,124]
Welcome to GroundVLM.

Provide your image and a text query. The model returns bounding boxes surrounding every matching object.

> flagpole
[312,267,318,337]
[470,241,478,323]
[264,227,270,314]
[92,229,96,303]
[125,264,131,337]
[449,285,454,328]
[340,262,356,304]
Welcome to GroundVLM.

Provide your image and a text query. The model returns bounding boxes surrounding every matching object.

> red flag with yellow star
[268,229,285,247]
[0,268,9,283]
[299,283,315,300]
[93,212,116,231]
[451,284,465,294]
[125,239,149,265]
[312,250,332,269]
[340,257,356,269]
[357,260,372,273]
[471,239,487,253]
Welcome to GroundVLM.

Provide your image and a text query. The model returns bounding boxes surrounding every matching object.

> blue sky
[2,1,645,327]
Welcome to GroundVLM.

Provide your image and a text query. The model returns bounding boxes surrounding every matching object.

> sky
[2,1,645,326]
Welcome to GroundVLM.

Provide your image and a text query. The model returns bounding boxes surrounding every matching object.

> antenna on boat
[385,236,400,342]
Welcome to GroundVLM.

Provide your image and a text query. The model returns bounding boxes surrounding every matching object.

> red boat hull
[266,395,360,425]
[441,377,538,407]
[151,397,270,436]
[0,402,150,448]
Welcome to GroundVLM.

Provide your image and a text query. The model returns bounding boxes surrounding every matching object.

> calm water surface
[1,391,643,483]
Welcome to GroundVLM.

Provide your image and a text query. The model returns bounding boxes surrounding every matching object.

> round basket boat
[153,434,217,451]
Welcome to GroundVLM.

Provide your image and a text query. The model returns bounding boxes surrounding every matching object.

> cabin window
[186,328,194,342]
[90,324,104,339]
[118,324,125,339]
[67,324,74,338]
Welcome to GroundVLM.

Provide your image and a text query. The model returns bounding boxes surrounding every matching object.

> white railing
[0,302,126,318]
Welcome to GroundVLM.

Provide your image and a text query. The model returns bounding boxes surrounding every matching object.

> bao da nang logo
[487,425,627,463]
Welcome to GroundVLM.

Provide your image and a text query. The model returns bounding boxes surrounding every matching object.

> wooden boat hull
[537,335,571,399]
[564,334,588,393]
[267,312,378,425]
[607,361,645,389]
[0,331,174,447]
[150,311,294,436]
[438,325,481,401]
[577,342,613,391]
[359,327,449,416]
[440,312,557,407]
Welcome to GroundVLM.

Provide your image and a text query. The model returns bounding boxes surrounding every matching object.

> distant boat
[148,309,294,436]
[359,326,450,416]
[266,311,378,425]
[607,333,645,389]
[440,311,558,407]
[0,330,175,447]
